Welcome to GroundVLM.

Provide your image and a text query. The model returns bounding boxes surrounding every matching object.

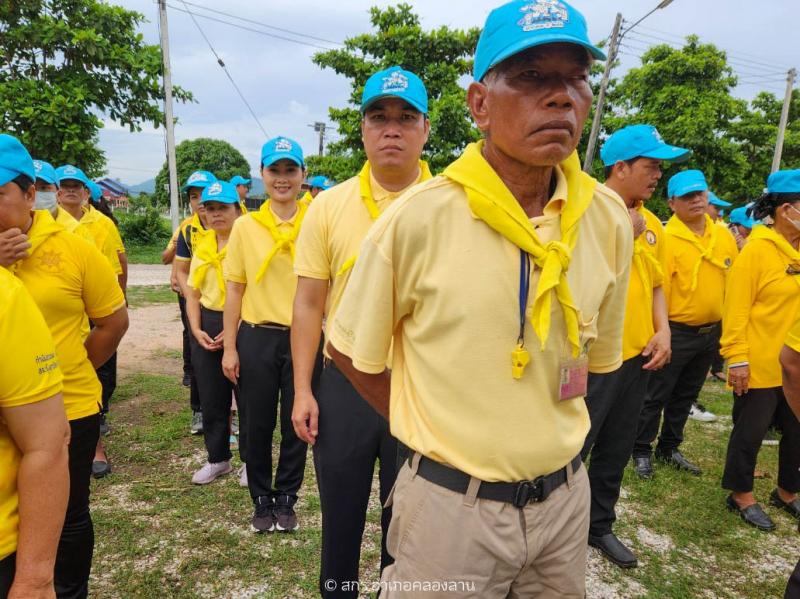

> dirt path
[127,263,172,287]
[118,303,184,376]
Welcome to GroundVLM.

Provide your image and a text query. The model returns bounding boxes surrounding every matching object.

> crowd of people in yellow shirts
[1,0,800,597]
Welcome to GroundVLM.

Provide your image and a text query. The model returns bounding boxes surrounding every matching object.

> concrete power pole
[310,121,327,156]
[771,67,797,174]
[158,0,180,230]
[583,12,623,173]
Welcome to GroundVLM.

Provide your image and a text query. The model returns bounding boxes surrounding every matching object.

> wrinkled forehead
[489,42,592,77]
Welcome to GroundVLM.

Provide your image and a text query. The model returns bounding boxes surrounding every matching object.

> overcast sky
[101,0,799,185]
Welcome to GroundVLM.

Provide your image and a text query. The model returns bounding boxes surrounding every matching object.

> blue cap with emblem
[473,0,606,82]
[261,136,304,168]
[668,170,708,198]
[229,175,251,186]
[309,175,334,190]
[729,204,758,229]
[600,124,691,166]
[0,134,35,187]
[708,191,732,208]
[200,181,239,204]
[33,159,58,186]
[767,170,800,194]
[181,170,217,191]
[361,66,428,114]
[55,164,91,188]
[87,180,103,202]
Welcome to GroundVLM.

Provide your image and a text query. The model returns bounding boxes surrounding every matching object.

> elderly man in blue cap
[320,0,633,595]
[229,175,250,212]
[706,190,732,222]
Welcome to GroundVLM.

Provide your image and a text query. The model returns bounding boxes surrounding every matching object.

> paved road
[128,263,171,286]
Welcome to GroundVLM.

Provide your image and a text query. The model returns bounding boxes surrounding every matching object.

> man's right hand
[292,389,319,445]
[0,228,31,267]
[221,348,240,384]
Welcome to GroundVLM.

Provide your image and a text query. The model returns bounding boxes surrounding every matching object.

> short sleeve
[328,237,395,374]
[294,199,331,280]
[175,229,192,261]
[107,221,126,253]
[786,317,800,353]
[79,240,126,319]
[223,219,247,284]
[0,278,63,408]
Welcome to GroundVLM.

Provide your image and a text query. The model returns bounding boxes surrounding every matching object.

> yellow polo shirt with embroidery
[54,206,95,245]
[224,203,301,326]
[663,214,738,326]
[189,231,228,311]
[622,207,665,360]
[12,210,126,421]
[721,225,800,388]
[294,164,430,356]
[0,269,63,562]
[328,164,632,482]
[77,205,123,275]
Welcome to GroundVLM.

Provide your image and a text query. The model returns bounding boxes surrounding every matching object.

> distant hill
[129,178,155,195]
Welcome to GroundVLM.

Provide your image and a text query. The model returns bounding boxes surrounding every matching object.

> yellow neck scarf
[336,160,433,277]
[11,210,64,272]
[749,225,800,289]
[665,214,728,291]
[192,231,228,302]
[443,141,596,358]
[250,200,308,283]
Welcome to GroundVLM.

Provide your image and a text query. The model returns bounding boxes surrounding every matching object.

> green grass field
[126,242,165,265]
[90,368,799,598]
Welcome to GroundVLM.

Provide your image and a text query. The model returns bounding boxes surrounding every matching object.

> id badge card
[559,354,589,401]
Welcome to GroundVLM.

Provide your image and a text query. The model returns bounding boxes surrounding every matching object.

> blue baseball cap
[0,134,35,187]
[87,180,103,202]
[600,125,691,167]
[200,181,239,205]
[668,170,709,198]
[309,175,333,190]
[767,170,800,194]
[229,175,251,186]
[182,170,217,191]
[729,204,757,229]
[261,136,304,168]
[473,0,605,82]
[33,159,58,186]
[361,66,428,114]
[708,191,732,208]
[55,164,90,188]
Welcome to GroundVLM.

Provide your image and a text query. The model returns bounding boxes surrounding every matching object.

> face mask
[34,190,58,211]
[788,204,800,231]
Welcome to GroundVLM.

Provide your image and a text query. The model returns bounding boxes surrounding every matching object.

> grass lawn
[126,242,167,265]
[126,285,176,308]
[91,371,799,598]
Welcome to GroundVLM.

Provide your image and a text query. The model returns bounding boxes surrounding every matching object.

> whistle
[511,345,530,379]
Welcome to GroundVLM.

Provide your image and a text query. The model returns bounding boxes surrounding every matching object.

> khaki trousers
[380,456,590,598]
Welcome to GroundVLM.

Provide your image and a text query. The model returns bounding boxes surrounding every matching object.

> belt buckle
[513,476,544,507]
[698,325,713,334]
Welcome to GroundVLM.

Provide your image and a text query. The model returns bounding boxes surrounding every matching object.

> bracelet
[728,362,749,369]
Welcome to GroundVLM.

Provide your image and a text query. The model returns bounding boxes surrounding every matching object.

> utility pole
[771,67,797,174]
[158,0,180,230]
[309,121,327,156]
[583,13,622,173]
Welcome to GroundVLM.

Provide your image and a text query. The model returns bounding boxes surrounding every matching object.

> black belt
[669,320,720,335]
[242,320,290,331]
[408,453,581,508]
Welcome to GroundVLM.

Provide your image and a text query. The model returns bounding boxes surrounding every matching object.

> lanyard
[512,249,532,379]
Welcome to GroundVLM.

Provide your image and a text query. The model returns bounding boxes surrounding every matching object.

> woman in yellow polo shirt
[186,181,242,484]
[721,170,800,531]
[0,135,129,597]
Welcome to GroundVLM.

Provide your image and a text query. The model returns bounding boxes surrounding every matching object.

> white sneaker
[688,403,717,422]
[238,464,248,488]
[192,460,232,485]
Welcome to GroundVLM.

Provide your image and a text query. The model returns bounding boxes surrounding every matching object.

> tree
[0,0,192,176]
[153,138,250,209]
[311,3,481,179]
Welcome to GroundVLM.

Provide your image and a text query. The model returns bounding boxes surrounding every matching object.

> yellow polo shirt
[189,231,228,311]
[167,216,192,252]
[77,205,123,275]
[294,164,429,355]
[224,203,301,326]
[12,211,126,421]
[53,206,95,245]
[663,214,738,326]
[329,167,632,482]
[0,269,63,562]
[721,226,800,388]
[622,208,665,361]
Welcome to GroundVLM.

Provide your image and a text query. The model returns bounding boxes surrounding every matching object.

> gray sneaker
[190,411,203,435]
[238,464,248,488]
[274,495,299,532]
[191,460,232,485]
[251,496,274,533]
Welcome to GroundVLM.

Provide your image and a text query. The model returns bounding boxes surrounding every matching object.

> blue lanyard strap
[518,249,531,345]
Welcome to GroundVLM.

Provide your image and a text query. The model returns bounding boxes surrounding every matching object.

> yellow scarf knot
[665,214,728,291]
[250,199,308,283]
[192,232,228,301]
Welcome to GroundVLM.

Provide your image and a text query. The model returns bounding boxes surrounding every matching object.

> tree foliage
[0,0,192,176]
[311,3,481,179]
[153,138,250,209]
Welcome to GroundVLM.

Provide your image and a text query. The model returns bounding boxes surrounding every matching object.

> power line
[177,0,268,138]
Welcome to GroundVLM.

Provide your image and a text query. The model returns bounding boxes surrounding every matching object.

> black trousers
[787,559,800,599]
[55,413,99,599]
[634,322,720,457]
[178,294,201,412]
[0,553,14,599]
[191,308,242,464]
[722,387,800,493]
[314,362,397,599]
[582,355,649,536]
[238,323,320,502]
[96,352,117,414]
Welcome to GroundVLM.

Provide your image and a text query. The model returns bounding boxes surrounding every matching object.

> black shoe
[92,459,111,479]
[769,489,800,520]
[99,413,110,437]
[182,372,191,387]
[632,456,654,480]
[726,495,775,531]
[589,533,638,568]
[273,495,299,532]
[251,496,275,533]
[655,449,701,476]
